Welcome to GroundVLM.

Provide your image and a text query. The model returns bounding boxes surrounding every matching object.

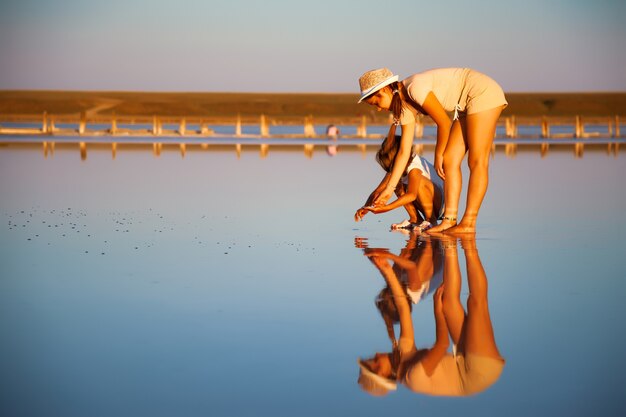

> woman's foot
[445,223,476,234]
[444,217,477,235]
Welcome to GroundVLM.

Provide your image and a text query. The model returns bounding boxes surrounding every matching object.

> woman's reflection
[357,235,504,397]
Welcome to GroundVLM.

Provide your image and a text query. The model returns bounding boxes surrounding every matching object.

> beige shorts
[463,70,508,115]
[457,352,505,395]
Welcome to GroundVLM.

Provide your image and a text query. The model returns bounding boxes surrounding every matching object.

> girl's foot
[391,219,412,230]
[415,221,432,233]
[427,217,457,234]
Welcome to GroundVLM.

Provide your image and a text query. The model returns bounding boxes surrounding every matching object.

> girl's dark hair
[375,286,413,325]
[377,121,415,173]
[375,128,400,173]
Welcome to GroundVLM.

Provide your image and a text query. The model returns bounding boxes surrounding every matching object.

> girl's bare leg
[415,179,437,224]
[428,119,466,233]
[446,106,503,234]
[391,184,420,228]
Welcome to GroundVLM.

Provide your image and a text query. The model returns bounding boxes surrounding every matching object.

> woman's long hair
[388,81,403,122]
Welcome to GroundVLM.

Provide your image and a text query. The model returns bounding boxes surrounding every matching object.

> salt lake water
[1,140,625,417]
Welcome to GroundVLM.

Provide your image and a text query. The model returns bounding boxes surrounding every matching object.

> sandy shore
[1,91,625,124]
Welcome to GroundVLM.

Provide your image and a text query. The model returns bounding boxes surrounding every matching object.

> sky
[0,0,625,92]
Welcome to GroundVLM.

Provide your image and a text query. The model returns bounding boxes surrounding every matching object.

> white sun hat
[357,68,399,103]
[357,359,398,396]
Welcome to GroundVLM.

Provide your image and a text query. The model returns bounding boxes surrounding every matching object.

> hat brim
[357,359,398,392]
[358,75,399,103]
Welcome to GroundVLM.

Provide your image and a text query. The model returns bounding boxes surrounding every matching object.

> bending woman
[357,67,507,234]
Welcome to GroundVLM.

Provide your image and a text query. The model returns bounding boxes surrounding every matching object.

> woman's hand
[434,284,445,317]
[373,185,394,207]
[434,153,445,180]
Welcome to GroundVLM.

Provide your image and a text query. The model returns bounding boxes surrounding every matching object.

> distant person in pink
[357,68,507,234]
[326,124,340,140]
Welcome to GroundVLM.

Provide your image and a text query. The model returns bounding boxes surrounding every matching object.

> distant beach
[1,91,625,124]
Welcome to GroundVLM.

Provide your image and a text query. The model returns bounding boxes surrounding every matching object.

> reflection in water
[356,234,504,397]
[260,143,269,158]
[79,141,87,161]
[4,141,623,161]
[42,141,55,158]
[153,142,162,157]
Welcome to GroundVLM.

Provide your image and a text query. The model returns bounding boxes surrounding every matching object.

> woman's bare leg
[446,106,503,234]
[440,237,465,345]
[427,119,466,233]
[458,237,502,359]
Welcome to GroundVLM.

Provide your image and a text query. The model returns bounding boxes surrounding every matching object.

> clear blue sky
[1,0,624,92]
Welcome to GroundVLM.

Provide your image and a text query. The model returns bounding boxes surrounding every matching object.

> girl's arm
[369,256,416,353]
[365,172,391,206]
[373,121,416,206]
[373,251,418,272]
[369,170,421,214]
[421,92,452,180]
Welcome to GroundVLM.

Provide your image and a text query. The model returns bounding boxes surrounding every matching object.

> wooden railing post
[304,115,316,137]
[110,112,117,135]
[541,116,550,138]
[357,115,367,138]
[235,114,242,136]
[79,112,86,134]
[42,111,48,134]
[260,114,269,137]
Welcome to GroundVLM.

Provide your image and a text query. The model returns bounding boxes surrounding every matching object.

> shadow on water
[354,232,504,398]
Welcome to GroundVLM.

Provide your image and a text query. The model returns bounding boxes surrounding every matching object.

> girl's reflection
[356,235,505,397]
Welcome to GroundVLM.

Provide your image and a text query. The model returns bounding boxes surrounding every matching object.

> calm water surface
[1,142,625,417]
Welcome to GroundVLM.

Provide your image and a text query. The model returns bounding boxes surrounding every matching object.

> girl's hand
[354,207,369,222]
[434,153,445,180]
[367,205,386,214]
